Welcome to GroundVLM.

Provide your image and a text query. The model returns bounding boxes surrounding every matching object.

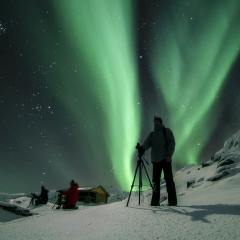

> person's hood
[72,183,79,188]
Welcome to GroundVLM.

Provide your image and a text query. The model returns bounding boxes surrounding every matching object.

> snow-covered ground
[1,131,240,240]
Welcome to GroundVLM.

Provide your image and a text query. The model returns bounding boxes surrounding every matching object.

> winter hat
[154,116,163,124]
[70,180,75,186]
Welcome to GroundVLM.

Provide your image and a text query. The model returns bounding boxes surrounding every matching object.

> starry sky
[1,0,240,193]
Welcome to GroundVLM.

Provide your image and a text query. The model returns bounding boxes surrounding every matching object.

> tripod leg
[29,197,34,206]
[126,163,140,207]
[52,196,62,209]
[52,200,57,209]
[142,161,153,189]
[138,161,142,205]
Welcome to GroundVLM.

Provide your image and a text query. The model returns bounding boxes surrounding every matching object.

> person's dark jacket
[142,124,175,163]
[39,186,49,204]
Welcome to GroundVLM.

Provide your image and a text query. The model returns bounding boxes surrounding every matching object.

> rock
[187,180,195,188]
[229,141,234,149]
[215,164,235,174]
[217,159,235,168]
[202,160,213,168]
[213,156,222,162]
[206,170,229,181]
[197,177,204,182]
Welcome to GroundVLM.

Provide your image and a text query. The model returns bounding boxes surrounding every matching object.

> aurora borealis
[148,1,240,165]
[1,0,240,193]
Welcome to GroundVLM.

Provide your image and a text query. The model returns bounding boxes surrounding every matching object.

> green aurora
[50,0,240,190]
[52,0,141,190]
[1,0,239,193]
[149,0,240,166]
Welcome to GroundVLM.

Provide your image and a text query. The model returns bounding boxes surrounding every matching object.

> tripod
[126,153,153,207]
[29,193,37,206]
[52,191,64,209]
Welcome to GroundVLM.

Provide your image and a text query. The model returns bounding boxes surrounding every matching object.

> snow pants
[151,160,177,206]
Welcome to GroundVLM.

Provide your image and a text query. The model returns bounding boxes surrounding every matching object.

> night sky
[1,0,240,193]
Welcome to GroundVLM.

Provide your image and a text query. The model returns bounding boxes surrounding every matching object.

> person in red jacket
[62,180,79,209]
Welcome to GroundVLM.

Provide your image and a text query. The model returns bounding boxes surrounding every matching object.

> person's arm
[166,129,175,161]
[142,132,153,151]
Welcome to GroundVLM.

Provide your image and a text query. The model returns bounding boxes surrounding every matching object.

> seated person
[62,180,79,209]
[34,186,49,205]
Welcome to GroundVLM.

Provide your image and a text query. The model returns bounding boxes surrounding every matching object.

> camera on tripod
[126,143,153,207]
[30,193,37,198]
[135,143,145,157]
[52,190,66,209]
[29,193,38,205]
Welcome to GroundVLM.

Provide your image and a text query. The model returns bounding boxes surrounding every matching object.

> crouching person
[62,180,79,209]
[34,186,49,205]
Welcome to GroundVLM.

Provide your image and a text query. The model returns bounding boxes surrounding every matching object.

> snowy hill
[0,131,240,240]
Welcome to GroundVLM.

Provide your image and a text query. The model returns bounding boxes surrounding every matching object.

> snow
[1,131,240,240]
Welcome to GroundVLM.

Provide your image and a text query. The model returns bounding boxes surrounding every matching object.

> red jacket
[63,183,79,208]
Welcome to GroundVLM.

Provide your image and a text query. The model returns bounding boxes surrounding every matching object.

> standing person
[34,186,49,205]
[62,180,79,209]
[139,116,177,206]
